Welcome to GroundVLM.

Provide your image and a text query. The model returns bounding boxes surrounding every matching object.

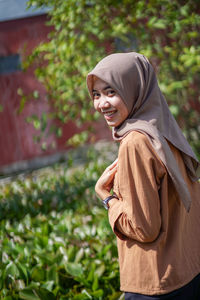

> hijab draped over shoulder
[87,52,200,211]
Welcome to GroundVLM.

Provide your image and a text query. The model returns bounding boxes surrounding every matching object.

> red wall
[0,15,111,169]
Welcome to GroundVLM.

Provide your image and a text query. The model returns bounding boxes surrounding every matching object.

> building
[0,0,110,176]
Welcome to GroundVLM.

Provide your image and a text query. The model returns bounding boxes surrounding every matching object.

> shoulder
[119,130,151,151]
[118,130,165,168]
[117,131,166,182]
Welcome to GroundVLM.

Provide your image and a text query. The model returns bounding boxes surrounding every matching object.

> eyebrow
[92,86,112,93]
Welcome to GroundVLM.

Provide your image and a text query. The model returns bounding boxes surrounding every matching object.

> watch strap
[102,195,118,210]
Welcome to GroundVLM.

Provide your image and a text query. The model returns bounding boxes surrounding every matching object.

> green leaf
[73,293,91,300]
[41,280,54,291]
[75,248,84,263]
[13,279,25,290]
[169,105,179,117]
[31,266,46,282]
[87,262,96,282]
[5,262,20,279]
[41,142,47,151]
[33,90,39,99]
[73,289,93,300]
[65,262,83,277]
[91,289,104,297]
[34,287,56,300]
[92,274,99,291]
[19,288,40,300]
[94,264,105,277]
[56,127,62,137]
[153,20,167,29]
[16,262,29,283]
[33,119,41,130]
[46,265,58,282]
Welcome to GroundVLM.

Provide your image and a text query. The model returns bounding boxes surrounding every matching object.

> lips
[102,110,117,120]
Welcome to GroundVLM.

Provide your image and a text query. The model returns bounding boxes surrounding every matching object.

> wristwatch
[102,195,118,210]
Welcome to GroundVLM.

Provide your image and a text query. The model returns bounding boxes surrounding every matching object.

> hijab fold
[87,52,200,212]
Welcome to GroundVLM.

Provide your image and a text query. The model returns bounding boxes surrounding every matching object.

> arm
[95,158,118,200]
[108,133,166,243]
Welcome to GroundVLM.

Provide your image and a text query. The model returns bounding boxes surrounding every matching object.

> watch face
[103,199,109,210]
[102,195,117,210]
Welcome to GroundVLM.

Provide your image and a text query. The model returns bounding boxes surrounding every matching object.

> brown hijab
[87,52,200,211]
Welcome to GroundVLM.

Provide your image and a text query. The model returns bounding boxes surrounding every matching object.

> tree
[24,0,200,157]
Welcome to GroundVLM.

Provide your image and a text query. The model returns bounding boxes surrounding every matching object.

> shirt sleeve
[108,132,166,243]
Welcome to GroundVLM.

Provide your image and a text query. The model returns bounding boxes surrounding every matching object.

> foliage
[23,0,200,156]
[0,149,123,299]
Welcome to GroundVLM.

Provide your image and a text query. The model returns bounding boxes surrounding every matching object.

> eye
[92,92,100,99]
[107,89,115,97]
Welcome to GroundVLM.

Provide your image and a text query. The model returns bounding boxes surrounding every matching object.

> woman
[86,52,200,299]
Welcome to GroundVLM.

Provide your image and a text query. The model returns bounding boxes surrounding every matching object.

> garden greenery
[7,1,199,298]
[23,0,199,156]
[0,148,123,299]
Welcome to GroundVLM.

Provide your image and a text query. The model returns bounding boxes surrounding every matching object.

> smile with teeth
[102,110,117,118]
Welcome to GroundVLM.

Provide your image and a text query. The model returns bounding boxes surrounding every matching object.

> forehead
[93,76,110,90]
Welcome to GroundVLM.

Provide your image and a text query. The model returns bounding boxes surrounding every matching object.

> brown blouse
[108,131,200,295]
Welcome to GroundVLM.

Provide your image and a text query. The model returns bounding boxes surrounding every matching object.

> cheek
[122,106,129,119]
[117,104,129,122]
[93,100,100,112]
[116,99,129,118]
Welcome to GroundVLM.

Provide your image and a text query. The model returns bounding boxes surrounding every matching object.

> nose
[98,95,110,110]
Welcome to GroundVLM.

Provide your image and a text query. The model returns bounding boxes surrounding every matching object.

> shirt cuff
[108,198,127,240]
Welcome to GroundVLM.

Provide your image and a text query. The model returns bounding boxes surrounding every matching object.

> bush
[23,0,200,157]
[0,146,123,300]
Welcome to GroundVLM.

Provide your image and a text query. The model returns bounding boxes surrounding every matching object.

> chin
[106,121,117,127]
[105,117,123,127]
[108,120,124,127]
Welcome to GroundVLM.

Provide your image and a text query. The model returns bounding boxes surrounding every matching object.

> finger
[107,158,118,170]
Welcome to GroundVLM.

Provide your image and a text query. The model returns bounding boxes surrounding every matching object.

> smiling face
[92,77,129,127]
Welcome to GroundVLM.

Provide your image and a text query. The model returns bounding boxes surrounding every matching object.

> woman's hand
[95,158,118,200]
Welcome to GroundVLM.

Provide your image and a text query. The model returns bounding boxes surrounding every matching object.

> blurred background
[0,0,199,176]
[0,0,111,177]
[0,0,199,299]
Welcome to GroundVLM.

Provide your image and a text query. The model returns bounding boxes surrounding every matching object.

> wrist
[108,197,118,208]
[95,189,111,201]
[102,194,118,210]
